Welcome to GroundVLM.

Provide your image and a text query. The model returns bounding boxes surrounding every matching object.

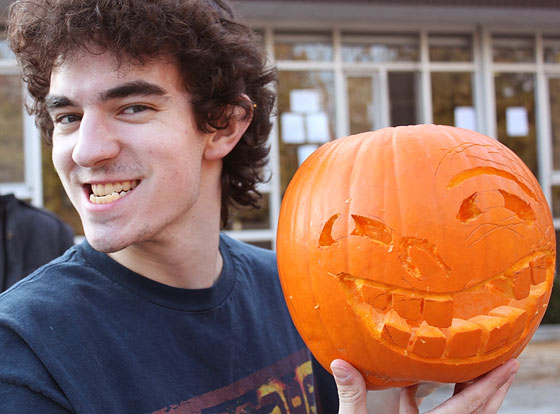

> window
[277,71,335,195]
[0,74,24,183]
[274,31,333,62]
[341,33,419,63]
[431,72,474,128]
[0,28,41,204]
[429,34,473,62]
[494,73,537,178]
[548,78,560,170]
[492,35,535,63]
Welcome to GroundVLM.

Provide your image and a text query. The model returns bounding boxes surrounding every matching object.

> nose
[72,111,120,167]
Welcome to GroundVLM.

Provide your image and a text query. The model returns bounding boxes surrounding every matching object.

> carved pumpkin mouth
[327,252,550,361]
[315,212,552,362]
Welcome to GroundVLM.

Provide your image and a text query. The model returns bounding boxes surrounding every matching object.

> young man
[1,0,518,412]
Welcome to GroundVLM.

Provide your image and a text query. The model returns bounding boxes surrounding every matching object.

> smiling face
[49,50,212,253]
[277,125,555,388]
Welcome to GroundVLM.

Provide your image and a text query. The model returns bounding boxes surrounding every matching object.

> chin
[84,231,130,254]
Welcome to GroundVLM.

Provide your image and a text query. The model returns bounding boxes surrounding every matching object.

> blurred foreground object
[0,194,74,291]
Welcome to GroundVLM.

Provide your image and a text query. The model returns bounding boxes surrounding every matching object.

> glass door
[345,71,419,136]
[547,76,560,219]
[346,74,379,135]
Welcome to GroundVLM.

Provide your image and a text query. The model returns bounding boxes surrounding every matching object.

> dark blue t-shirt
[0,234,336,413]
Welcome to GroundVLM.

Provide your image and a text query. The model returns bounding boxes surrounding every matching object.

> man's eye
[122,105,150,115]
[55,114,81,125]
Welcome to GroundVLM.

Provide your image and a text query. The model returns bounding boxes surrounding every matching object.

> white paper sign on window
[297,144,318,166]
[281,112,305,144]
[454,106,477,131]
[306,112,330,143]
[506,106,529,137]
[290,89,321,114]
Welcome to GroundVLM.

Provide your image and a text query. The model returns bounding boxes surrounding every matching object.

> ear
[203,105,252,161]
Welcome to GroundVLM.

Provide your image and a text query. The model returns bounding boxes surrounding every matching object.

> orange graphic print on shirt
[152,349,317,414]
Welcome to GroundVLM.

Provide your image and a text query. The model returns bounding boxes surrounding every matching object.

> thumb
[331,359,368,414]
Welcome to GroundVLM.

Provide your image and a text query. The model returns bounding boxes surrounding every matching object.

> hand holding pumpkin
[331,358,519,414]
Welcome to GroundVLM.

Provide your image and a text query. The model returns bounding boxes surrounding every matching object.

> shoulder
[0,243,90,313]
[0,251,78,411]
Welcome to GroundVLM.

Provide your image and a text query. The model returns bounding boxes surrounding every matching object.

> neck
[108,227,223,289]
[107,160,224,289]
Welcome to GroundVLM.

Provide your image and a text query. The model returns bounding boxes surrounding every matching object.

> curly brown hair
[7,0,276,227]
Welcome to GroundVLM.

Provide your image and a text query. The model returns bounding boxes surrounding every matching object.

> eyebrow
[99,81,168,101]
[45,80,169,112]
[448,166,537,202]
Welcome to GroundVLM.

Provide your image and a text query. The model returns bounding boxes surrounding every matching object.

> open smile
[88,180,139,204]
[331,251,550,361]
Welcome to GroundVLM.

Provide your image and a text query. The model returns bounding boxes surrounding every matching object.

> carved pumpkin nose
[277,124,555,389]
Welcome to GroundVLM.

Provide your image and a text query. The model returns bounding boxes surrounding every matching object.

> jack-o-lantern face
[277,125,555,389]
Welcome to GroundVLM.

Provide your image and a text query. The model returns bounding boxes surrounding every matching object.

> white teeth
[90,180,138,204]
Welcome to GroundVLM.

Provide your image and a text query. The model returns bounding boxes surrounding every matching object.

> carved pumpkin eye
[319,214,394,247]
[277,124,555,389]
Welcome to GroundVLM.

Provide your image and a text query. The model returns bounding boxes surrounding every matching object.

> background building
[2,0,560,262]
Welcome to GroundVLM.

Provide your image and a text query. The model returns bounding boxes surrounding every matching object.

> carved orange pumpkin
[277,125,555,389]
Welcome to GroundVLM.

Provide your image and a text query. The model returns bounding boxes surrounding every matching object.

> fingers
[399,384,420,414]
[331,359,368,414]
[478,371,517,413]
[430,359,519,414]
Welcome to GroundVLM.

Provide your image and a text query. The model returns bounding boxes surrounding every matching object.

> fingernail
[509,364,519,378]
[331,365,350,382]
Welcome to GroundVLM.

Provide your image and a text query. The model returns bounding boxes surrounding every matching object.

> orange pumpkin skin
[277,125,555,389]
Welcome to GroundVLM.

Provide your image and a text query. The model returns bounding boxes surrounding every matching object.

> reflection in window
[557,230,560,278]
[341,33,419,63]
[277,71,335,194]
[494,73,537,179]
[0,75,24,183]
[274,32,333,61]
[225,193,271,231]
[544,37,560,64]
[492,35,535,63]
[388,72,418,127]
[550,78,560,170]
[431,72,474,128]
[552,186,560,218]
[347,76,375,135]
[429,34,473,62]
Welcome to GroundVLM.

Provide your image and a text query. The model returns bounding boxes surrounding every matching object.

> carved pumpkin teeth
[335,251,551,361]
[445,319,483,358]
[410,322,447,358]
[529,257,547,284]
[423,295,454,328]
[381,293,544,361]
